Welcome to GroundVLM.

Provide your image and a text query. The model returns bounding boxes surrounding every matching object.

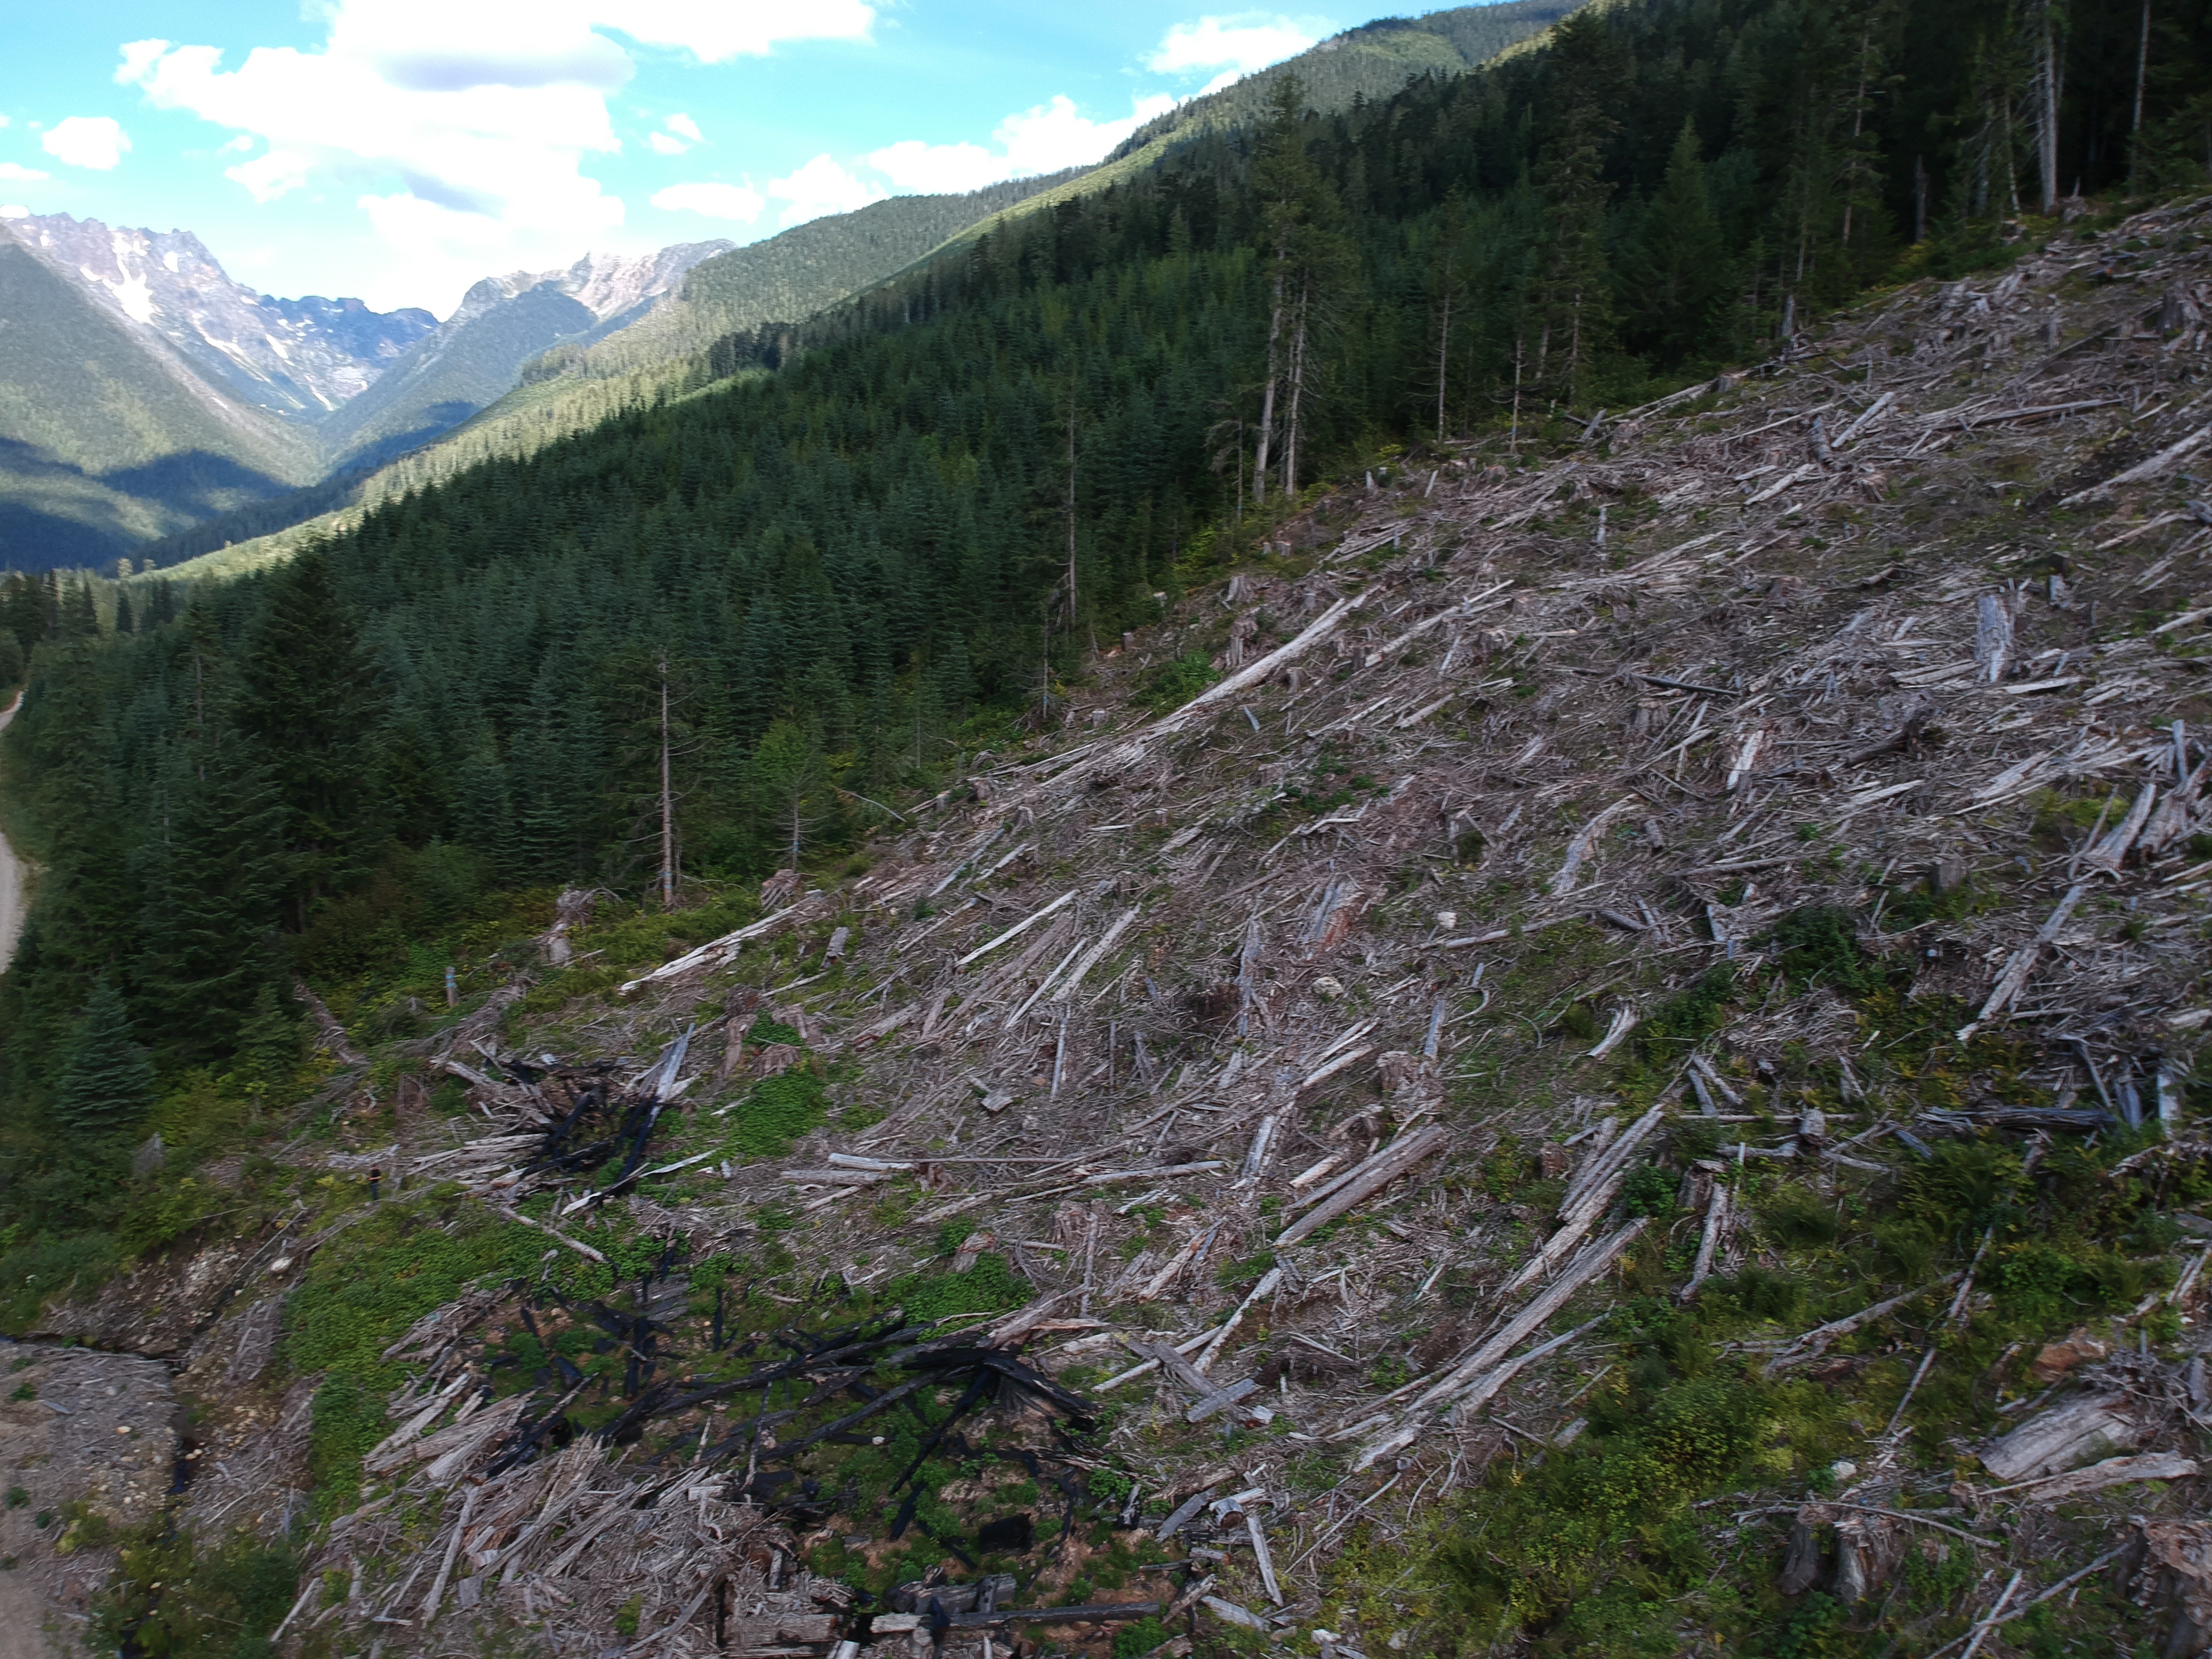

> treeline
[3,0,2210,1184]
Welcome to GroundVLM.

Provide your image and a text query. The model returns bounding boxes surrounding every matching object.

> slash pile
[49,195,2212,1657]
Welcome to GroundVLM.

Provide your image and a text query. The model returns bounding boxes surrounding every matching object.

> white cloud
[768,154,884,227]
[868,93,1177,196]
[646,113,701,156]
[0,162,49,182]
[602,0,875,61]
[651,180,761,222]
[1148,12,1333,79]
[0,205,27,219]
[42,116,132,171]
[110,1,880,312]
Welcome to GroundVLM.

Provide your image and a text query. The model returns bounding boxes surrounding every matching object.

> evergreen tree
[134,735,288,1064]
[1529,13,1627,405]
[749,720,829,874]
[60,581,98,641]
[230,543,385,919]
[50,978,156,1137]
[1622,120,1731,368]
[235,982,304,1085]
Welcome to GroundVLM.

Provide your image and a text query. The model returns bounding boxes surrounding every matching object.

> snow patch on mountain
[9,213,435,418]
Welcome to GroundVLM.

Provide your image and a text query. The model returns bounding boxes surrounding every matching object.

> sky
[0,2,1347,318]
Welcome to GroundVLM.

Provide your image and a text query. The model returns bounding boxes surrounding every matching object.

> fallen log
[1352,1220,1646,1468]
[1274,1124,1452,1248]
[1762,1275,1962,1377]
[1979,1386,2152,1481]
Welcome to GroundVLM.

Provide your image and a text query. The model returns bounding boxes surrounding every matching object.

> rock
[1313,976,1344,1000]
[2028,1328,2111,1385]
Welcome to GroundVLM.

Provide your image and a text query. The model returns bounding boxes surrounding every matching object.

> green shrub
[1771,905,1879,992]
[1631,966,1737,1064]
[1904,1140,2027,1242]
[727,1069,827,1159]
[1134,651,1220,714]
[1712,1264,1806,1325]
[885,1253,1031,1322]
[1771,1592,1846,1657]
[0,1233,117,1333]
[1113,1617,1170,1657]
[1621,1164,1676,1219]
[1761,1185,1840,1249]
[92,1526,300,1659]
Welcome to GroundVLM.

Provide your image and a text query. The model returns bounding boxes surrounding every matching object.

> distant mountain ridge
[0,219,317,569]
[136,174,1093,576]
[316,241,734,472]
[7,212,435,419]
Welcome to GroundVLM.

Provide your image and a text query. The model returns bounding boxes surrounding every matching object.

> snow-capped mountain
[6,212,434,418]
[317,241,733,468]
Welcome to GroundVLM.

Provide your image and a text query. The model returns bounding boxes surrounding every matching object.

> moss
[1435,1365,1779,1645]
[883,1253,1031,1322]
[283,1200,600,1512]
[93,1526,302,1659]
[1113,1617,1170,1656]
[1770,904,1881,993]
[725,1069,828,1160]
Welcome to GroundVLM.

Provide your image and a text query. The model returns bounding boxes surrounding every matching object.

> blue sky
[0,2,1347,317]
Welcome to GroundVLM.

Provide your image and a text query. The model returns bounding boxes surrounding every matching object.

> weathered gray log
[1980,1388,2151,1481]
[1274,1124,1451,1248]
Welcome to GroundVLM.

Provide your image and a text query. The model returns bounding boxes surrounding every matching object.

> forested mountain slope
[131,174,1092,581]
[0,221,319,570]
[314,244,736,474]
[0,0,2210,1655]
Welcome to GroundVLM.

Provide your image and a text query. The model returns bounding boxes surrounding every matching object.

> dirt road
[0,692,20,974]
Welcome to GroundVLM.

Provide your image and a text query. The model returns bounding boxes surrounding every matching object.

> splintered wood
[275,193,2212,1658]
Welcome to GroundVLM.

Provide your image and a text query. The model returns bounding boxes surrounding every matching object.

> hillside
[917,0,1582,263]
[569,172,1089,381]
[135,172,1089,582]
[6,192,2212,1658]
[3,0,2212,1652]
[1109,1,1582,164]
[7,212,435,419]
[316,243,736,473]
[0,221,318,569]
